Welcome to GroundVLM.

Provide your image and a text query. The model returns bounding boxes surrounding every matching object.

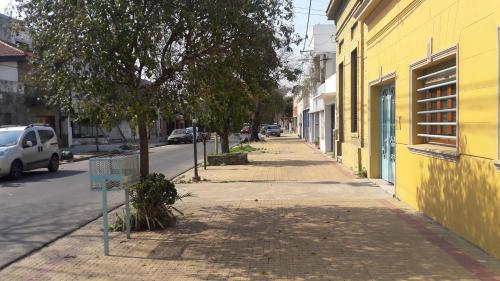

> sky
[292,0,331,52]
[0,0,13,14]
[291,0,331,84]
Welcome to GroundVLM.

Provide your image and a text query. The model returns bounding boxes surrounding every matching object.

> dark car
[265,125,281,137]
[167,129,193,144]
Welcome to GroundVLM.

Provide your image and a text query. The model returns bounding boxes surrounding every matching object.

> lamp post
[192,119,201,182]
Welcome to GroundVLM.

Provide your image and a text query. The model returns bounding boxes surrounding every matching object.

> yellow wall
[359,0,500,258]
[335,0,367,173]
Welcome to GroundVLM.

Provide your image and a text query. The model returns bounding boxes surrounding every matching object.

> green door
[380,85,395,183]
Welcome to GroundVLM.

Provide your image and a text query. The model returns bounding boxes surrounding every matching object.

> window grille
[416,64,457,146]
[351,49,358,132]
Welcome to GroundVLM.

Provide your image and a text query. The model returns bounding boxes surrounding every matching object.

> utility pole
[192,119,200,182]
[203,137,207,170]
[215,133,219,154]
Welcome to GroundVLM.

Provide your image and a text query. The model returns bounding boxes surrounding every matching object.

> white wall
[308,24,336,54]
[0,61,18,81]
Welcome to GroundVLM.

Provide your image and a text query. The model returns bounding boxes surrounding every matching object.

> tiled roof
[0,40,27,57]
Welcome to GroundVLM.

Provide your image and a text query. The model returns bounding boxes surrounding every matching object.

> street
[0,140,229,269]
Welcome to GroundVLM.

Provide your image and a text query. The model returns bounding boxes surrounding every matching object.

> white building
[306,24,337,153]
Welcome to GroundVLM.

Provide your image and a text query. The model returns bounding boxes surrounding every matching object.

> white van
[0,124,60,179]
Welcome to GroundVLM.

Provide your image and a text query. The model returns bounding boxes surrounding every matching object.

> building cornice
[327,0,344,20]
[353,0,382,21]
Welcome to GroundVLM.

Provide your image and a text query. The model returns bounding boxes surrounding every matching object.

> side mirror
[25,140,33,147]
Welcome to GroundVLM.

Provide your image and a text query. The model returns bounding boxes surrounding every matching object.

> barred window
[416,62,457,146]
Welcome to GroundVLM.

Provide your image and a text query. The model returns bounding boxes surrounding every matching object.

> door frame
[379,85,396,183]
[368,71,397,182]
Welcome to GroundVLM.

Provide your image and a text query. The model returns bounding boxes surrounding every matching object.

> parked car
[240,125,251,134]
[259,124,268,135]
[265,125,281,137]
[0,124,60,179]
[167,129,193,144]
[185,127,202,142]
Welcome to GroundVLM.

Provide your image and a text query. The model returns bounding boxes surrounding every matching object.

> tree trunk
[138,115,149,177]
[250,101,262,141]
[94,124,100,152]
[220,132,230,154]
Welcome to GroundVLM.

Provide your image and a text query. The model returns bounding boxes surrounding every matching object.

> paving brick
[1,135,499,280]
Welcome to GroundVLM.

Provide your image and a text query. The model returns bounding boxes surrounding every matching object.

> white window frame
[409,46,458,144]
[415,64,457,146]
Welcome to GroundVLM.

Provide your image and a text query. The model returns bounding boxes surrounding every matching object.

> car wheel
[9,160,23,180]
[48,155,59,172]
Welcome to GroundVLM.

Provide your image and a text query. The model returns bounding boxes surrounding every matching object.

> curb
[60,143,169,165]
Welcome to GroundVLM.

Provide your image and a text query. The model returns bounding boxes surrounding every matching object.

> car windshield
[268,125,279,129]
[171,129,186,135]
[0,131,22,147]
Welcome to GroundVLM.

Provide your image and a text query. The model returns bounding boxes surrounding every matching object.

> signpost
[203,137,207,170]
[89,153,140,256]
[192,119,201,182]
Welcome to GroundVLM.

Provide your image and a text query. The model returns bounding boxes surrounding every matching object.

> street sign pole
[192,119,200,182]
[124,190,131,239]
[101,184,109,256]
[203,139,207,170]
[215,134,219,154]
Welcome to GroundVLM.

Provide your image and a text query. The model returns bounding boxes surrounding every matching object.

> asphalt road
[0,140,234,269]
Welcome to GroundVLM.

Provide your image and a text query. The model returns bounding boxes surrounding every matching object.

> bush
[229,144,257,154]
[111,173,191,231]
[357,167,368,178]
[61,150,74,160]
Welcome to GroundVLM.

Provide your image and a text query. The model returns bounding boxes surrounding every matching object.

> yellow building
[328,0,500,259]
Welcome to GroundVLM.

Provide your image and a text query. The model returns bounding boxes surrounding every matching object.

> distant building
[303,24,337,153]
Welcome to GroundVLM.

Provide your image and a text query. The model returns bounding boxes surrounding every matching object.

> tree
[185,0,299,148]
[188,61,253,153]
[284,95,294,119]
[18,0,294,176]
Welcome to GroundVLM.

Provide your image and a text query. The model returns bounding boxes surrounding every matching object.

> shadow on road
[0,170,87,188]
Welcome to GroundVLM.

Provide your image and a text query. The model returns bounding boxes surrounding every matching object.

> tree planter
[208,153,248,166]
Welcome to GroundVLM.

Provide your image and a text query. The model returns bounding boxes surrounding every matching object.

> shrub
[111,173,191,231]
[357,167,368,178]
[229,144,257,154]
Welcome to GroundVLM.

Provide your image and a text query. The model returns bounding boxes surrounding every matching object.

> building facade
[304,24,337,153]
[328,0,500,259]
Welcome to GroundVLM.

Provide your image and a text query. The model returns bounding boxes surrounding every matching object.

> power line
[302,0,313,52]
[295,11,326,16]
[294,6,325,13]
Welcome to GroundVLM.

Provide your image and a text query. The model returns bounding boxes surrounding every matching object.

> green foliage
[283,96,294,118]
[229,144,257,154]
[17,0,299,173]
[111,173,192,231]
[357,167,368,178]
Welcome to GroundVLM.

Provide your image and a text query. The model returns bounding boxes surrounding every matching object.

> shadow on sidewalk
[249,160,338,167]
[105,203,486,280]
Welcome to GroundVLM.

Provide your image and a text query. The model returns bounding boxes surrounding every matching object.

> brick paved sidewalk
[1,135,499,281]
